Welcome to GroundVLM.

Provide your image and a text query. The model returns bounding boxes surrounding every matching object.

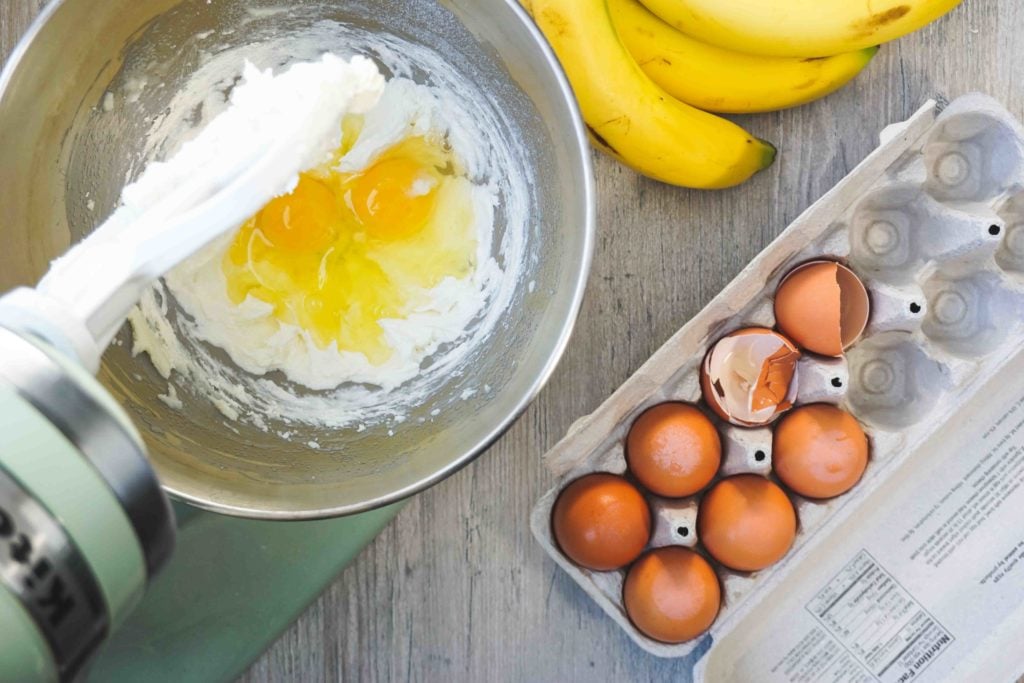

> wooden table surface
[3,1,1021,680]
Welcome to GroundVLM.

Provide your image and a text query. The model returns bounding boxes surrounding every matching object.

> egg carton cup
[530,93,1024,659]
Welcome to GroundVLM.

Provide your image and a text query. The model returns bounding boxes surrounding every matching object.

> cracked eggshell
[773,260,870,357]
[700,328,800,427]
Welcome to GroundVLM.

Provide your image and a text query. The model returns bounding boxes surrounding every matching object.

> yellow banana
[609,0,878,114]
[638,0,962,57]
[531,0,775,189]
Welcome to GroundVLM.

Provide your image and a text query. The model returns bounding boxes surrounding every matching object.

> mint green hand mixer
[0,114,327,680]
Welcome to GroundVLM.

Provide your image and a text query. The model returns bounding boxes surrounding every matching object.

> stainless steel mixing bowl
[0,0,593,518]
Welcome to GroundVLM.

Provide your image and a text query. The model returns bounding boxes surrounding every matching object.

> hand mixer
[0,111,330,682]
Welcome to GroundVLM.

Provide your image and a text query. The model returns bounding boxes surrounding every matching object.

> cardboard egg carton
[532,94,1024,680]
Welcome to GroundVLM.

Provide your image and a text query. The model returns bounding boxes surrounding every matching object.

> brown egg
[552,473,651,571]
[624,547,721,643]
[627,403,721,497]
[698,474,796,571]
[773,404,869,499]
[700,328,800,427]
[774,260,870,357]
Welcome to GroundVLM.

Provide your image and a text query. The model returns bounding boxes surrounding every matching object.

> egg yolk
[222,128,476,365]
[348,157,438,240]
[256,175,339,252]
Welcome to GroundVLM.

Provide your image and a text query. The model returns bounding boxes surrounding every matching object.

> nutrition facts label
[806,550,953,683]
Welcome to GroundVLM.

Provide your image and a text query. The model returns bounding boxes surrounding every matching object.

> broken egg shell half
[700,328,800,428]
[773,260,871,357]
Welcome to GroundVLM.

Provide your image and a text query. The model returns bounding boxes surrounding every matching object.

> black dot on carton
[831,377,844,388]
[677,526,689,537]
[754,450,767,462]
[989,225,1002,236]
[910,302,922,314]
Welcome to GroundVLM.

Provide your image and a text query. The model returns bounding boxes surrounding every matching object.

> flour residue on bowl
[122,22,529,432]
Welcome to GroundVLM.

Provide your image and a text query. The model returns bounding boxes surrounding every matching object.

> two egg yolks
[222,127,477,365]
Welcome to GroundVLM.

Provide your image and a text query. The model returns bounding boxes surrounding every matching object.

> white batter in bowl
[123,35,530,432]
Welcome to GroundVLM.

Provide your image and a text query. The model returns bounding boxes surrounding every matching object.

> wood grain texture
[2,1,1021,680]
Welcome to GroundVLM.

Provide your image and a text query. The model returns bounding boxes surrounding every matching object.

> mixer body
[0,327,175,681]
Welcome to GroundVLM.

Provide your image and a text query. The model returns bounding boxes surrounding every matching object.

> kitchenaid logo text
[0,505,76,626]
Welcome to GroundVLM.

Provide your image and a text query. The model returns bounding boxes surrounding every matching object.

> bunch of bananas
[525,0,962,189]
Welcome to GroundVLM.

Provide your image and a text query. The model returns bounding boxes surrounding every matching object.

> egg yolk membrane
[223,116,478,366]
